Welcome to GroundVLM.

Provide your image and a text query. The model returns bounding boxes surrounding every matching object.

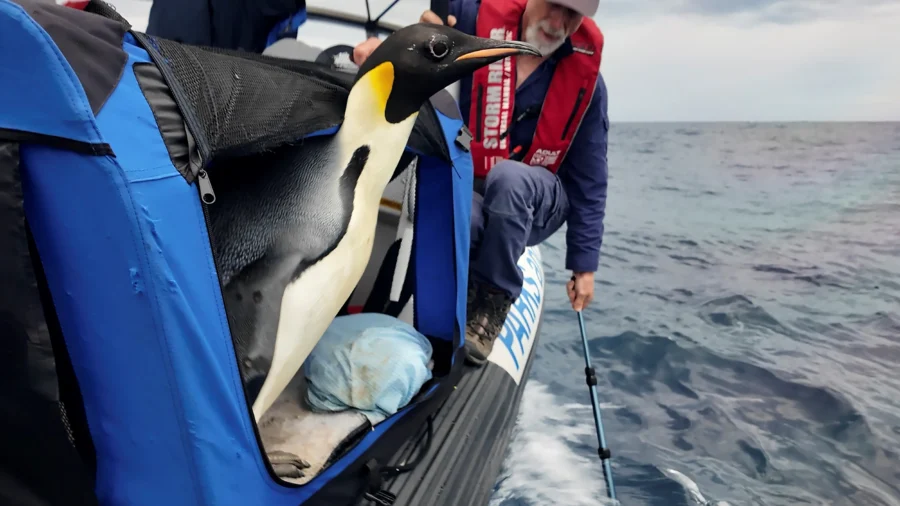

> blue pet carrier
[0,1,476,505]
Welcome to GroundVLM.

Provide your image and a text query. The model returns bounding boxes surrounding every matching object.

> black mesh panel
[196,46,453,168]
[125,34,447,182]
[71,1,450,183]
[207,46,451,164]
[135,34,350,169]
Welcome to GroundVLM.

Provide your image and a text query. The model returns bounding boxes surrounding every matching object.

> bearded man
[353,0,610,367]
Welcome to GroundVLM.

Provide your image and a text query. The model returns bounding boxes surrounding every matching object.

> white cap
[549,0,599,17]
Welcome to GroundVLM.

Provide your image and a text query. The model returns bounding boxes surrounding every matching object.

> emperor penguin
[206,22,540,438]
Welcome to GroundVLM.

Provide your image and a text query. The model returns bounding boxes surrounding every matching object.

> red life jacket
[467,0,604,178]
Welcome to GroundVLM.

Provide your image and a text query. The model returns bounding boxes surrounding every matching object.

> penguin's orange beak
[454,39,542,62]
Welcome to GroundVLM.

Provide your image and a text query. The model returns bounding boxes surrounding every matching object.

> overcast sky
[109,0,900,122]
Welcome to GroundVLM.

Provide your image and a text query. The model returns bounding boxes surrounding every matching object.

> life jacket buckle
[455,124,472,152]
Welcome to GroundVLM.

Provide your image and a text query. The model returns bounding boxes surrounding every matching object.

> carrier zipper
[197,169,216,204]
[194,168,291,485]
[561,87,586,140]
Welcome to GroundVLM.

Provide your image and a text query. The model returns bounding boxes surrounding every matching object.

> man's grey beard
[523,19,567,56]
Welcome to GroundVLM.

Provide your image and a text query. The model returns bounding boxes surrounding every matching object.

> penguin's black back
[206,136,359,287]
[202,133,377,395]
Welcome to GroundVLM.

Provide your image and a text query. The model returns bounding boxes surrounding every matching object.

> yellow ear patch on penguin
[363,61,394,113]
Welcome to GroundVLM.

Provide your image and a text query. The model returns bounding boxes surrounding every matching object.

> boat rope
[373,0,403,24]
[362,0,403,37]
[576,308,617,501]
[359,0,451,38]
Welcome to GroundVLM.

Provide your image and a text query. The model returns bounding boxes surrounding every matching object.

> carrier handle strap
[359,415,435,505]
[362,459,397,506]
[381,415,434,478]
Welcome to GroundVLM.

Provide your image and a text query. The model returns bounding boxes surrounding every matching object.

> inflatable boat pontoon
[0,1,545,505]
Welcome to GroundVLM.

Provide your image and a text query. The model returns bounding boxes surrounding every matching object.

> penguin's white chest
[250,209,377,420]
[249,134,411,421]
[275,114,416,335]
[249,68,418,420]
[285,136,405,300]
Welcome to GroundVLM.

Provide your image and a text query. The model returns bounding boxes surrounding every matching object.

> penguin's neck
[335,66,418,196]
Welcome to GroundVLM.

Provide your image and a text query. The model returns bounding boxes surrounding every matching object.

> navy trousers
[470,160,569,300]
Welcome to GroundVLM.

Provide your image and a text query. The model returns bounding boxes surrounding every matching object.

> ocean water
[490,122,900,506]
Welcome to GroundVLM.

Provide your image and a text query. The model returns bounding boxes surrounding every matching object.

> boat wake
[490,380,733,506]
[490,381,619,506]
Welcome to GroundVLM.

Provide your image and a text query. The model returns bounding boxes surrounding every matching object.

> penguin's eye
[427,36,450,61]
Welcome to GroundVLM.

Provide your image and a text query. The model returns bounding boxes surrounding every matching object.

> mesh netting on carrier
[130,32,450,179]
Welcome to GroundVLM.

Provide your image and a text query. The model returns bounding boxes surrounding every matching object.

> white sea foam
[490,381,621,506]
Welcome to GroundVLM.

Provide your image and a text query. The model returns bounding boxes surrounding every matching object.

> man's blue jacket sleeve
[448,0,472,31]
[558,74,609,273]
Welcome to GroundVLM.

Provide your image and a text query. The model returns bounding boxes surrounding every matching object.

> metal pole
[577,310,617,501]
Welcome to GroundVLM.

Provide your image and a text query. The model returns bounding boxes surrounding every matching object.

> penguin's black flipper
[207,136,351,407]
[223,249,307,403]
[206,136,347,287]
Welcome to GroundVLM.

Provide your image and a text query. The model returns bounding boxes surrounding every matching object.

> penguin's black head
[354,23,541,124]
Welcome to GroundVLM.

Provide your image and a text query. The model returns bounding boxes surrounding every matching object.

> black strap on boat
[359,416,435,505]
[362,459,397,506]
[381,415,434,478]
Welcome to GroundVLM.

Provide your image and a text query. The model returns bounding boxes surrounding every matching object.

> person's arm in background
[560,72,610,312]
[353,0,466,65]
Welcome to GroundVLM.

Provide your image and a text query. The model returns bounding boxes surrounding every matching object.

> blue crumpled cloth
[304,312,433,425]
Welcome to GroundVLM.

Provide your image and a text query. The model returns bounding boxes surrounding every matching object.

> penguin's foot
[268,450,311,479]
